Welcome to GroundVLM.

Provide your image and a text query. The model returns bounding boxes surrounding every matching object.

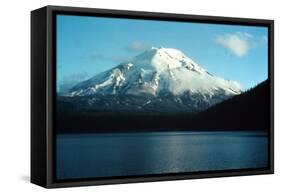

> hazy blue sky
[56,14,268,93]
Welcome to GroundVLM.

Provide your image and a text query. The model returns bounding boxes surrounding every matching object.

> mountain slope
[61,47,242,114]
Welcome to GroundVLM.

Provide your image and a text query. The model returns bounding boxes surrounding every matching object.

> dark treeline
[192,79,270,131]
[56,79,270,133]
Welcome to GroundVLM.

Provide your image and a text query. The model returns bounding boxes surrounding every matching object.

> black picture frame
[31,5,274,188]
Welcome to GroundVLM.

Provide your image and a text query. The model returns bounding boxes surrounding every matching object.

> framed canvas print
[31,5,274,188]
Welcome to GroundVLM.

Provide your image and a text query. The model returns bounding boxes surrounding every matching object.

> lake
[56,131,268,180]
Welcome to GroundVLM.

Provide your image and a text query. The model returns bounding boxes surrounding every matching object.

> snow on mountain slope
[68,47,241,99]
[62,47,243,114]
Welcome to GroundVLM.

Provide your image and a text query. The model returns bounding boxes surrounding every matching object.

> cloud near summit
[215,32,254,57]
[126,41,150,52]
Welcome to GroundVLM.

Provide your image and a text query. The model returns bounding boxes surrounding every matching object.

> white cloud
[216,32,253,57]
[126,41,150,52]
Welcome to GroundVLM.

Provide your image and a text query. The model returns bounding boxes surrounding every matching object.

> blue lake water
[56,131,268,180]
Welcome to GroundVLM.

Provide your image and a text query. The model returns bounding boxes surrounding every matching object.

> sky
[56,14,268,93]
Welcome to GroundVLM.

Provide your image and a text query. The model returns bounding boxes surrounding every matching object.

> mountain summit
[63,47,242,114]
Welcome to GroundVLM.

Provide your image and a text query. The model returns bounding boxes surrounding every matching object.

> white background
[0,0,279,193]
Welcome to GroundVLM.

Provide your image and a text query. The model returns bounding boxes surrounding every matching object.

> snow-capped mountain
[62,47,242,114]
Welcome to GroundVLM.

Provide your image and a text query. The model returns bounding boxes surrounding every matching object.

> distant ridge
[193,79,270,131]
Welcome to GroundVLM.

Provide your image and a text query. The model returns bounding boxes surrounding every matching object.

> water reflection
[56,131,268,180]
